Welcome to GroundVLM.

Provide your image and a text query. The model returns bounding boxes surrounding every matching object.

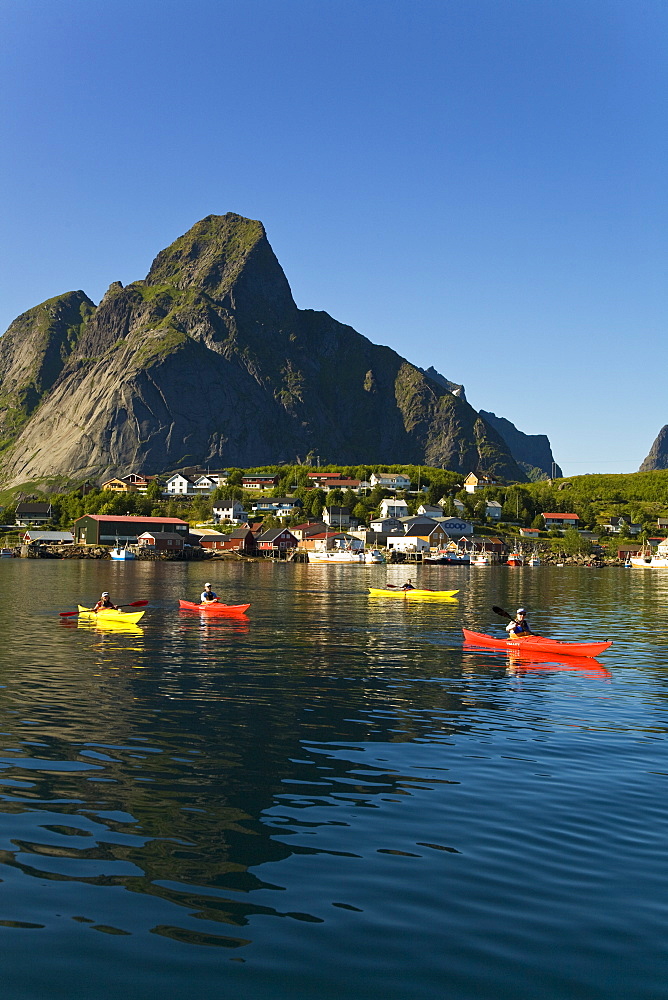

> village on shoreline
[3,463,668,567]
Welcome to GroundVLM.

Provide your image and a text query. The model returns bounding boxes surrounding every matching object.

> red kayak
[462,628,612,659]
[179,599,250,615]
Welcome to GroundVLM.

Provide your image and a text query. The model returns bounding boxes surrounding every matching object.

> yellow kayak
[77,605,145,624]
[368,588,459,599]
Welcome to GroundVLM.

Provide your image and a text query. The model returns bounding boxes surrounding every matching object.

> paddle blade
[125,600,148,607]
[59,610,82,617]
[492,605,514,620]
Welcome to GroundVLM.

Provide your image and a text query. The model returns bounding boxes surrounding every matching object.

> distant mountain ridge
[0,213,557,488]
[478,411,562,480]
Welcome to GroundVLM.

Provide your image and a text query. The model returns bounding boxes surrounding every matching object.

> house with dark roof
[73,515,189,545]
[542,513,580,529]
[15,502,52,526]
[137,531,185,551]
[255,528,298,556]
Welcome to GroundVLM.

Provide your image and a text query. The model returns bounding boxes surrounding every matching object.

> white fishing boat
[629,554,668,568]
[630,540,668,568]
[364,548,385,564]
[506,550,524,567]
[309,549,365,563]
[109,540,136,561]
[471,553,491,566]
[0,537,14,558]
[528,554,541,567]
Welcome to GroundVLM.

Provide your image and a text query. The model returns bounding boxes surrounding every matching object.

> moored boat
[629,555,668,568]
[423,550,470,565]
[309,549,365,563]
[0,536,15,557]
[364,549,385,564]
[506,551,524,567]
[179,599,250,614]
[629,539,668,568]
[110,546,136,561]
[462,627,612,658]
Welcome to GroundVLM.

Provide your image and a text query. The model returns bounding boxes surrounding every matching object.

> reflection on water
[0,560,667,999]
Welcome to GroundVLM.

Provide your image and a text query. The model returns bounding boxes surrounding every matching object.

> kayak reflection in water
[401,579,416,591]
[93,591,117,611]
[200,583,219,603]
[506,608,534,636]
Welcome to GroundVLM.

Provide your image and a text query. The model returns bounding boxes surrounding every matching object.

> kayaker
[93,591,117,611]
[201,583,219,603]
[401,579,416,591]
[506,608,534,636]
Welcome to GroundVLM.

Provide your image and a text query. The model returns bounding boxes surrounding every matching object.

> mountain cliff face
[478,410,562,480]
[0,213,526,486]
[639,427,668,471]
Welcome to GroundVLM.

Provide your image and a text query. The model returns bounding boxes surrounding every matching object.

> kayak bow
[462,628,612,658]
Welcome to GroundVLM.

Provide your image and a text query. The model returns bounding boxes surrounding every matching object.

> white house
[212,500,247,523]
[486,500,503,520]
[379,498,409,519]
[603,516,641,536]
[369,516,403,533]
[386,533,429,553]
[323,506,351,528]
[251,497,303,518]
[193,475,218,494]
[438,497,467,515]
[417,503,443,517]
[370,473,412,490]
[164,474,195,495]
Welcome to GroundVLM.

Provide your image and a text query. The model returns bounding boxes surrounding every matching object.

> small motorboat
[109,539,136,560]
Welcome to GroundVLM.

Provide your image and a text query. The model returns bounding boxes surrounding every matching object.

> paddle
[59,600,148,618]
[492,605,515,621]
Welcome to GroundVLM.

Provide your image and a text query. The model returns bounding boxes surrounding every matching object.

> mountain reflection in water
[0,560,665,1000]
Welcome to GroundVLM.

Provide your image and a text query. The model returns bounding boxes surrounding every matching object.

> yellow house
[102,477,135,493]
[464,473,497,494]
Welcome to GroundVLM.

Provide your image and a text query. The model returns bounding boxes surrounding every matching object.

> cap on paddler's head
[517,608,525,614]
[102,592,109,597]
[204,583,212,587]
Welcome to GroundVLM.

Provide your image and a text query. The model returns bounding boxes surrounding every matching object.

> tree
[562,527,592,555]
[146,479,163,501]
[352,503,368,523]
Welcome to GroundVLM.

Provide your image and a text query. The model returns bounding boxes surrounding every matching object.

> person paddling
[201,583,219,603]
[505,608,534,636]
[93,591,117,612]
[401,579,416,591]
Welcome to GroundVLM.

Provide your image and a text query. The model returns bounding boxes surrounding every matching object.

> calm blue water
[0,558,667,999]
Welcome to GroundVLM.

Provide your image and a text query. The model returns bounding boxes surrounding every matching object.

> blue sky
[1,0,666,477]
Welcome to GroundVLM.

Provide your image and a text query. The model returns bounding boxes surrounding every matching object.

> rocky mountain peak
[145,213,296,319]
[639,426,668,471]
